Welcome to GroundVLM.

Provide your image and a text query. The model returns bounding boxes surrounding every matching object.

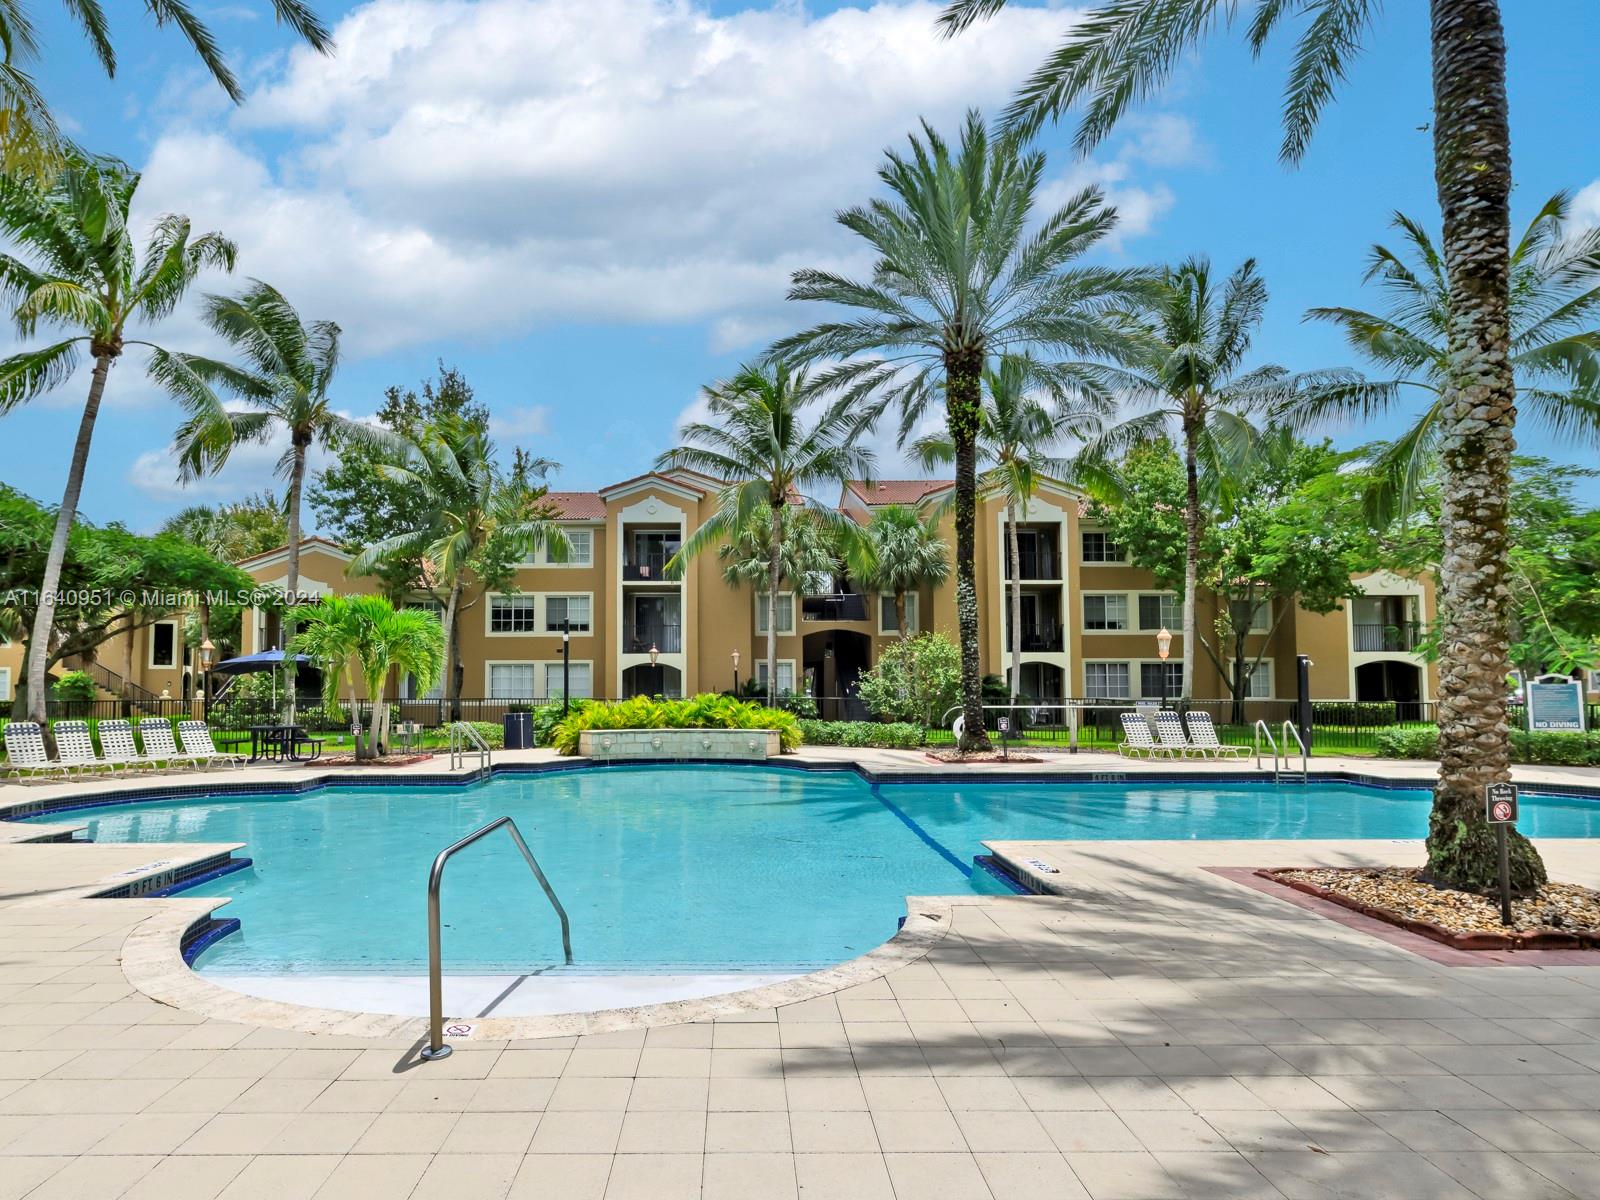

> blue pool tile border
[182,917,242,967]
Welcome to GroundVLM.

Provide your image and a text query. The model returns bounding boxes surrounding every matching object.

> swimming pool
[23,764,1600,975]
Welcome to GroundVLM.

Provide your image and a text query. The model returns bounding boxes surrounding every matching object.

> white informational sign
[1526,674,1587,732]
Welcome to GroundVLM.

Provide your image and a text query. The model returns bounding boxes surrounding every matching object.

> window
[756,661,797,694]
[402,672,442,701]
[1232,600,1272,634]
[1084,662,1131,700]
[1139,662,1184,699]
[1080,531,1124,563]
[1083,594,1128,631]
[755,593,795,635]
[489,594,536,634]
[149,621,177,668]
[1138,593,1181,631]
[537,529,592,566]
[1236,660,1273,699]
[879,593,919,635]
[543,662,593,699]
[488,663,536,698]
[545,594,591,633]
[0,667,10,701]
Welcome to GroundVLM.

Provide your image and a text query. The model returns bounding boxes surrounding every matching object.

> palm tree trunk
[442,580,463,723]
[948,351,991,753]
[1181,415,1201,705]
[894,591,909,642]
[282,437,308,725]
[1006,499,1022,706]
[1424,0,1543,890]
[766,501,783,707]
[25,352,112,745]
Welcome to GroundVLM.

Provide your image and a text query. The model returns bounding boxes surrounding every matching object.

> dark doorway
[623,663,681,698]
[803,630,872,720]
[1355,660,1423,720]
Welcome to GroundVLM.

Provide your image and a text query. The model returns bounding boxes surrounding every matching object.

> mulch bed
[923,750,1046,764]
[315,752,437,768]
[1259,866,1600,950]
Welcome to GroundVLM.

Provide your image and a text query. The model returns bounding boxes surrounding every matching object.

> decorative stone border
[579,728,780,761]
[1254,867,1600,951]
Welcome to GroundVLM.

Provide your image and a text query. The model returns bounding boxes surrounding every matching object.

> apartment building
[15,464,1458,712]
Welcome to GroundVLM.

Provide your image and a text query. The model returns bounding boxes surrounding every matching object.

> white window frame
[148,619,179,669]
[528,527,595,567]
[1080,529,1126,565]
[1083,661,1132,700]
[486,593,537,636]
[755,659,798,695]
[1136,660,1184,700]
[1588,668,1600,694]
[402,672,443,702]
[755,592,795,635]
[1232,599,1273,635]
[543,593,593,634]
[486,661,539,699]
[1232,657,1274,699]
[1082,593,1129,631]
[1137,593,1181,631]
[0,666,11,702]
[543,660,594,700]
[877,593,919,636]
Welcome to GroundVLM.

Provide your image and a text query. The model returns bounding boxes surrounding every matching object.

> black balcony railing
[626,623,682,653]
[1005,550,1061,581]
[802,593,869,622]
[623,551,678,581]
[1353,622,1425,652]
[1017,623,1064,652]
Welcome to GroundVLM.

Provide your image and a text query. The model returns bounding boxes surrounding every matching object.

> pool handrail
[1254,719,1280,779]
[422,815,572,1061]
[447,720,492,774]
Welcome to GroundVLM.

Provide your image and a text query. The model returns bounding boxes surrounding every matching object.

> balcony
[624,551,679,581]
[1353,622,1425,652]
[1017,623,1064,653]
[626,623,682,654]
[1004,549,1061,581]
[802,593,869,622]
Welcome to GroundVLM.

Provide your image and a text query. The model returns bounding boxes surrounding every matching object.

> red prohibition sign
[1490,800,1515,822]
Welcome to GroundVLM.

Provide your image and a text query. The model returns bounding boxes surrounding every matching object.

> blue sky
[7,0,1600,532]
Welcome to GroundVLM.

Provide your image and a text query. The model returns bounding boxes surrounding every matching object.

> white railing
[447,721,492,775]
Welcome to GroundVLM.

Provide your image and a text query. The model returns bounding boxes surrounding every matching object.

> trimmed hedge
[1375,726,1600,766]
[550,695,801,756]
[798,719,926,749]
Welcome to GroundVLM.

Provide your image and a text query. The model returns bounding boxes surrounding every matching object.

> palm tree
[917,355,1095,701]
[777,112,1142,751]
[0,156,235,733]
[351,414,566,718]
[1076,258,1315,703]
[1291,193,1600,522]
[158,282,395,720]
[858,505,949,645]
[288,592,362,736]
[937,0,1542,903]
[659,359,873,706]
[0,3,333,180]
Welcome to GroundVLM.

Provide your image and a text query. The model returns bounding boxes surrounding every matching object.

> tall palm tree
[158,282,393,719]
[938,0,1543,904]
[0,2,333,180]
[917,355,1096,701]
[288,592,362,734]
[858,505,949,645]
[659,359,874,706]
[0,156,235,732]
[777,112,1142,751]
[1076,258,1313,702]
[1290,193,1600,522]
[351,414,566,717]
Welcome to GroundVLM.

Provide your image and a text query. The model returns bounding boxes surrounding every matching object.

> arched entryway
[622,664,682,699]
[803,630,872,721]
[1355,659,1423,720]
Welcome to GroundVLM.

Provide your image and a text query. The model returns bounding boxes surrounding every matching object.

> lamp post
[1156,627,1172,710]
[731,648,740,697]
[199,637,215,718]
[561,619,571,716]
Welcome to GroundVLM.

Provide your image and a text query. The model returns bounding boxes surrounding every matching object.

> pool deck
[3,754,1600,1197]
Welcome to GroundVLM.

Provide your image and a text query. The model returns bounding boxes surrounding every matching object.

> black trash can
[503,711,532,750]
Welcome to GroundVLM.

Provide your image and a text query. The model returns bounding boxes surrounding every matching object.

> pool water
[33,765,1600,975]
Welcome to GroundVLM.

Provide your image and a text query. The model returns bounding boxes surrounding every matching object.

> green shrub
[467,720,505,749]
[1374,727,1438,759]
[1374,725,1600,766]
[798,719,925,749]
[856,633,961,727]
[530,700,579,746]
[49,670,98,703]
[550,694,801,755]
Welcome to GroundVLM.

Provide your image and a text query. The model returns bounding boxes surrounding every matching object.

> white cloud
[128,0,1185,359]
[1572,178,1600,233]
[489,404,552,439]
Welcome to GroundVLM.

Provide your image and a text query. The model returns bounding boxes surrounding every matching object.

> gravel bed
[1276,866,1600,935]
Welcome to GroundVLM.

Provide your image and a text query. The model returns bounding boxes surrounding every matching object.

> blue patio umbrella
[211,650,312,676]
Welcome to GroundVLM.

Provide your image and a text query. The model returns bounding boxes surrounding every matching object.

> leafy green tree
[917,355,1094,698]
[0,156,235,732]
[310,364,489,598]
[158,281,398,720]
[856,633,963,729]
[778,112,1142,750]
[0,3,332,180]
[351,415,565,715]
[159,495,288,676]
[1292,194,1600,523]
[659,359,873,706]
[857,505,949,645]
[939,0,1544,906]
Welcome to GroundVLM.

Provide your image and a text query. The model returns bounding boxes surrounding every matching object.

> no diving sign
[1485,782,1519,824]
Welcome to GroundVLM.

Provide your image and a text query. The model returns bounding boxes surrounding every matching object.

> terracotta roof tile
[545,491,606,520]
[845,479,953,507]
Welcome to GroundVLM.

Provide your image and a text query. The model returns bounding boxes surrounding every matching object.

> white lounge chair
[1153,711,1202,758]
[1184,711,1250,759]
[99,718,170,772]
[53,720,117,774]
[4,721,60,779]
[1118,712,1166,758]
[178,721,246,768]
[139,719,200,769]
